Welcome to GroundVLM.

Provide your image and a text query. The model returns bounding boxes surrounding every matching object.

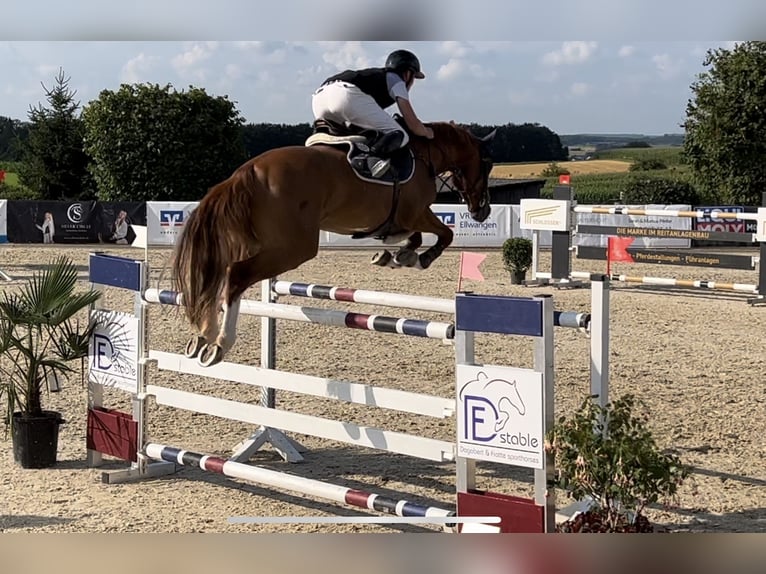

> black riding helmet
[385,49,425,79]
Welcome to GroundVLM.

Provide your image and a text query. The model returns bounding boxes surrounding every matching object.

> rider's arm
[387,73,434,139]
[396,97,434,139]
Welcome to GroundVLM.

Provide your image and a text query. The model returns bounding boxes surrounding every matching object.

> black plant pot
[12,410,64,469]
[509,269,527,284]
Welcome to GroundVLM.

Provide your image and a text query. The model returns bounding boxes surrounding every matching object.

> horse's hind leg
[185,301,221,359]
[197,243,318,367]
[372,232,423,268]
[393,232,423,267]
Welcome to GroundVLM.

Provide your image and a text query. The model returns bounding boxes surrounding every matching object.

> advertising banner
[456,365,544,470]
[146,201,199,245]
[512,205,552,247]
[694,205,757,235]
[321,204,514,248]
[6,200,145,244]
[573,204,692,249]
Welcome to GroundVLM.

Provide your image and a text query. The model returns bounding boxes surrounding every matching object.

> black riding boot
[367,131,405,178]
[369,130,405,155]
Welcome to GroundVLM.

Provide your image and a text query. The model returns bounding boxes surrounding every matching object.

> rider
[311,49,435,178]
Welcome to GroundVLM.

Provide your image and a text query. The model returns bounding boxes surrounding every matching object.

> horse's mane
[426,121,477,146]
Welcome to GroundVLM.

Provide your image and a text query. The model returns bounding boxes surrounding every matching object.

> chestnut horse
[171,121,496,366]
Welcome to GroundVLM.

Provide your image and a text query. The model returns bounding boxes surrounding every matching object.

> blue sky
[1,1,761,135]
[0,41,745,135]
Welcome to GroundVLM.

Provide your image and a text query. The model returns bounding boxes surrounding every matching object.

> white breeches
[311,82,409,146]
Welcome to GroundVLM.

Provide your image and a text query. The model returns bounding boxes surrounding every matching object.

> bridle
[425,138,493,208]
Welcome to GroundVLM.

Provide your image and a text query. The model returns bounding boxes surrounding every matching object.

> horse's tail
[171,166,261,334]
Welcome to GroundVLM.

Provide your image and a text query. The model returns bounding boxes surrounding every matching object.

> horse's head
[427,122,496,222]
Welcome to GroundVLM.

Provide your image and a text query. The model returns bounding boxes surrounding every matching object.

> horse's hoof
[197,344,223,367]
[418,253,434,270]
[371,250,393,267]
[394,249,418,267]
[184,336,206,358]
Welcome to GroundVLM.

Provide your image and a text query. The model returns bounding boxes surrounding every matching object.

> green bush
[0,179,39,200]
[502,237,533,272]
[540,162,570,177]
[619,176,700,205]
[549,394,690,532]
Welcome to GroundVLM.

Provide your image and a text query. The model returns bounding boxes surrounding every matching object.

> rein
[414,134,487,204]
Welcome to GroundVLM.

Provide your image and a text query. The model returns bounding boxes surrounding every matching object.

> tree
[0,116,30,162]
[242,122,313,159]
[81,83,247,202]
[17,69,93,200]
[682,41,766,205]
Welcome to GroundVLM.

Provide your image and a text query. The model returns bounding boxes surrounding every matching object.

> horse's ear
[480,129,497,142]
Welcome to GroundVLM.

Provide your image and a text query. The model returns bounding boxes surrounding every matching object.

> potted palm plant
[0,255,102,468]
[502,237,533,284]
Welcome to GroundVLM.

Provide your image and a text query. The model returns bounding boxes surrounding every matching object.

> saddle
[304,117,415,186]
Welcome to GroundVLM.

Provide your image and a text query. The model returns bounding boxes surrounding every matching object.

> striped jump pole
[273,280,455,314]
[573,205,763,221]
[608,274,758,294]
[145,443,455,521]
[143,288,455,340]
[270,281,590,331]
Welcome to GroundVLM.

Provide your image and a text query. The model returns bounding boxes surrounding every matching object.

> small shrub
[541,162,570,177]
[502,237,533,272]
[548,394,691,532]
[0,180,40,200]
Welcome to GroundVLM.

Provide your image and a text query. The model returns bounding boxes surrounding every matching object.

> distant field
[594,146,684,166]
[491,159,632,179]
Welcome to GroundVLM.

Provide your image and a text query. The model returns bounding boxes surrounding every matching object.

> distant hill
[560,133,685,149]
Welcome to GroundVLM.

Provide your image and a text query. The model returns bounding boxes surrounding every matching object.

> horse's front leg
[392,232,423,267]
[372,232,423,268]
[413,211,454,270]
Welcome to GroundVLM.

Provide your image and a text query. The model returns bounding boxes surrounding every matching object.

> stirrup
[371,158,391,178]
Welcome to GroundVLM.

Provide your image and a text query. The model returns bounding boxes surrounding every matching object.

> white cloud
[570,82,590,96]
[236,41,265,50]
[437,58,464,81]
[225,64,242,81]
[652,53,683,79]
[236,41,291,64]
[438,41,470,58]
[436,58,495,81]
[120,53,158,84]
[172,44,209,70]
[543,41,598,65]
[296,65,325,86]
[618,45,635,58]
[321,41,371,70]
[171,42,216,80]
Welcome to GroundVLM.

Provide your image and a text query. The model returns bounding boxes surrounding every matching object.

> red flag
[608,237,635,262]
[457,251,486,291]
[0,170,5,182]
[607,236,634,275]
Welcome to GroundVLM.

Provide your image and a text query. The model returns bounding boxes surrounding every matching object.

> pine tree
[18,68,94,200]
